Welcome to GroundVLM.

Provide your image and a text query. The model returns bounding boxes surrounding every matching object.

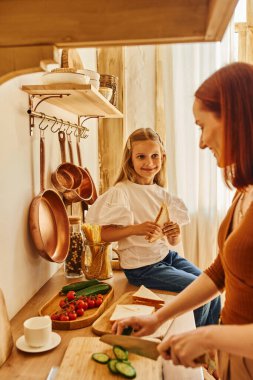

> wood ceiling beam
[0,0,238,49]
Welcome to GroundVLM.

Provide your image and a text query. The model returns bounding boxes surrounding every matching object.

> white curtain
[124,26,235,269]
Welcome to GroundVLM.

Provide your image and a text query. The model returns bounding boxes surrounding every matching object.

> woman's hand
[111,314,160,336]
[157,327,213,367]
[162,222,181,245]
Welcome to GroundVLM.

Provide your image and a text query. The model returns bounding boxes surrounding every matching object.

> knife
[100,334,208,364]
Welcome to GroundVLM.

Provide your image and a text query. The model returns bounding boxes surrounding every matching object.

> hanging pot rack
[27,94,94,138]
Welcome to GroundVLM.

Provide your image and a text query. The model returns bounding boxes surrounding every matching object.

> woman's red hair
[195,62,253,189]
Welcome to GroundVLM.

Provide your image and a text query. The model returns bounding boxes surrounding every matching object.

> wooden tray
[39,283,114,330]
[54,337,163,380]
[92,290,175,339]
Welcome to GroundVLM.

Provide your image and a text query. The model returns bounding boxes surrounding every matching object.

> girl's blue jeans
[124,250,221,328]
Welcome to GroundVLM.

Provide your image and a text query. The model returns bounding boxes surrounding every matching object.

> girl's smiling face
[193,98,225,167]
[131,140,163,184]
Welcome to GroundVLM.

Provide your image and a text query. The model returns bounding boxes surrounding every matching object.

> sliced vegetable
[92,353,110,364]
[108,359,119,374]
[113,346,128,361]
[60,279,100,294]
[75,284,111,297]
[115,362,136,379]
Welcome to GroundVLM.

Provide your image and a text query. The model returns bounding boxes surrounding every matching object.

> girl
[86,128,221,327]
[112,64,253,380]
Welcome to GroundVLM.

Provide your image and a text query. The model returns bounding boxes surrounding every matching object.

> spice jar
[64,216,84,278]
[82,241,113,280]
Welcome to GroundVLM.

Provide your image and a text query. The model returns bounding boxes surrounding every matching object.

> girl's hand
[162,222,181,244]
[157,327,213,368]
[111,314,160,336]
[132,222,162,237]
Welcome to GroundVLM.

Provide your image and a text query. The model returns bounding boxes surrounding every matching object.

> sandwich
[148,202,170,243]
[132,285,165,309]
[109,304,155,322]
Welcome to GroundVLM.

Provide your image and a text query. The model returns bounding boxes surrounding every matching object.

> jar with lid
[64,216,84,278]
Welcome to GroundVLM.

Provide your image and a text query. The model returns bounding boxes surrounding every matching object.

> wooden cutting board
[54,337,163,380]
[92,290,175,340]
[0,289,13,367]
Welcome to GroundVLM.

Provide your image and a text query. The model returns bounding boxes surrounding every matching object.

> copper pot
[51,131,83,194]
[66,135,93,204]
[29,134,70,263]
[76,138,98,205]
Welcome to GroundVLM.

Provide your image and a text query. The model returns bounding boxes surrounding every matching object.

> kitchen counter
[0,268,203,380]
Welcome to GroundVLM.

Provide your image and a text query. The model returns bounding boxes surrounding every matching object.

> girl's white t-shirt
[86,180,189,269]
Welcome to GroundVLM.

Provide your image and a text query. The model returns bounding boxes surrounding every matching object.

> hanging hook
[65,121,72,136]
[74,126,81,137]
[81,129,88,139]
[38,113,49,131]
[59,119,65,132]
[51,117,61,133]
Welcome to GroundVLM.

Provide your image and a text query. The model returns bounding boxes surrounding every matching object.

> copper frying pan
[51,131,83,193]
[67,134,93,203]
[76,138,98,205]
[29,134,70,262]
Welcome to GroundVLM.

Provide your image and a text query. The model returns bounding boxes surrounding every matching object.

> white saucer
[16,332,61,353]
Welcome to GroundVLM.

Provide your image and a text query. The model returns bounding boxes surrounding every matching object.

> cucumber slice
[113,345,128,361]
[92,352,110,364]
[115,362,136,379]
[108,359,119,374]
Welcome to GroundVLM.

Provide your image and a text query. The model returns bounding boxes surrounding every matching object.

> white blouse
[86,180,189,269]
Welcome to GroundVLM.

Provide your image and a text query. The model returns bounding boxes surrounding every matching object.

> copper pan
[76,138,98,205]
[29,134,70,262]
[51,131,83,194]
[65,134,93,204]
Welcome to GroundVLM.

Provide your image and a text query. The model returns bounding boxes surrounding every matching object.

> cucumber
[60,279,100,294]
[92,353,110,364]
[75,283,111,297]
[115,362,136,379]
[108,359,119,374]
[113,346,128,361]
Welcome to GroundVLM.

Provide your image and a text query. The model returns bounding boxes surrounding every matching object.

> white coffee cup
[24,316,52,347]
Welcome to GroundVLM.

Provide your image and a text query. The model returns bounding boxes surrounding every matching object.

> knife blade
[100,334,208,364]
[100,334,160,360]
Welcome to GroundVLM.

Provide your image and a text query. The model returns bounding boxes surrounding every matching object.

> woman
[112,62,253,379]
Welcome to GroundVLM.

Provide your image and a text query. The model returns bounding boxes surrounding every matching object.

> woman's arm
[101,222,162,242]
[158,324,253,367]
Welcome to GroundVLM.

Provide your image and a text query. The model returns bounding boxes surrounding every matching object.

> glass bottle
[64,216,84,278]
[83,241,113,280]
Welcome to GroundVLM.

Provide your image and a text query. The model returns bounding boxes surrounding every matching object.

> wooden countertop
[0,268,203,380]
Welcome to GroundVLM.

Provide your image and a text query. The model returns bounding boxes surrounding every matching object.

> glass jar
[83,241,113,280]
[64,216,84,278]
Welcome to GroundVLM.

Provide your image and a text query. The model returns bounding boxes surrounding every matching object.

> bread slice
[132,285,165,309]
[109,304,155,322]
[148,202,170,243]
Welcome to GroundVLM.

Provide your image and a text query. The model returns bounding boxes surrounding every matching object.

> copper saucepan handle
[68,135,74,164]
[40,134,45,192]
[58,131,67,163]
[76,137,82,167]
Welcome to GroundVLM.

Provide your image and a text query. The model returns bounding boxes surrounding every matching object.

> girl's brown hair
[195,62,253,189]
[114,128,167,187]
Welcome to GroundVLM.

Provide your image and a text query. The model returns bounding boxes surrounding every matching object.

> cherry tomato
[76,308,84,317]
[97,294,104,299]
[50,313,60,321]
[60,314,69,321]
[67,303,76,311]
[66,291,76,301]
[95,298,103,307]
[68,311,77,320]
[82,302,88,311]
[87,299,95,308]
[59,299,68,309]
[76,300,85,309]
